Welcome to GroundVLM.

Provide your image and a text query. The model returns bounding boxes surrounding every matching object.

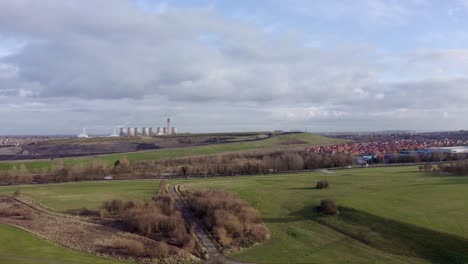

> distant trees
[0,149,356,185]
[388,152,468,164]
[438,161,468,176]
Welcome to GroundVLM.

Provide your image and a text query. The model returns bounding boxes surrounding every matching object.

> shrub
[95,237,145,256]
[66,207,99,216]
[102,199,124,215]
[13,189,21,196]
[316,180,330,189]
[0,204,34,220]
[147,241,170,258]
[99,181,195,254]
[183,189,269,250]
[319,198,339,215]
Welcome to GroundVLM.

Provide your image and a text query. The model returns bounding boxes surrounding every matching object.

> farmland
[1,166,468,263]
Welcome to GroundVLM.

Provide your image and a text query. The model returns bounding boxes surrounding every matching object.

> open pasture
[1,166,468,263]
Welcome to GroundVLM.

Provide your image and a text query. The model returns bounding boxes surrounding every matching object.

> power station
[119,118,178,137]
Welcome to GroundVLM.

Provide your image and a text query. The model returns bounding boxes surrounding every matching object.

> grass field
[0,224,128,264]
[0,133,347,171]
[0,180,159,212]
[2,166,468,263]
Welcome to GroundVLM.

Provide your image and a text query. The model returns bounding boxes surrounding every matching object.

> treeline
[386,152,468,164]
[135,150,354,177]
[0,150,354,185]
[0,159,141,185]
[182,189,269,251]
[429,161,468,176]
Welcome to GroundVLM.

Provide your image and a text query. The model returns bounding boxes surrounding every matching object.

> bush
[151,241,170,258]
[0,204,34,220]
[98,181,195,254]
[316,180,330,189]
[95,237,145,256]
[183,189,269,250]
[66,207,99,216]
[13,189,21,196]
[319,198,339,215]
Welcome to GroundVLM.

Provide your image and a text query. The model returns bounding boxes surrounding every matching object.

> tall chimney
[166,118,171,135]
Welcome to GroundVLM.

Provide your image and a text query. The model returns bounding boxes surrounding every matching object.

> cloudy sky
[1,0,468,135]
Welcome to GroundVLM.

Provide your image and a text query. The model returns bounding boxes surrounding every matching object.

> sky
[1,0,468,135]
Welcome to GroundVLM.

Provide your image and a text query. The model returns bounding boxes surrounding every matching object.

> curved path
[169,185,253,264]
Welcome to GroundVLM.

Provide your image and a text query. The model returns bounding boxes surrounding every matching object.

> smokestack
[166,118,171,135]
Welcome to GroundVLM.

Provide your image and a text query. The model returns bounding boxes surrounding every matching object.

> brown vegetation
[95,236,145,256]
[437,161,468,175]
[0,203,34,220]
[0,149,355,186]
[0,196,197,262]
[319,198,339,215]
[98,181,199,255]
[316,180,330,189]
[182,189,269,251]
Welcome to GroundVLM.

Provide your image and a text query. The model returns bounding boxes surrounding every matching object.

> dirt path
[169,185,253,264]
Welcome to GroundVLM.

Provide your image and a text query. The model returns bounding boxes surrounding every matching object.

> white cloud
[0,0,467,134]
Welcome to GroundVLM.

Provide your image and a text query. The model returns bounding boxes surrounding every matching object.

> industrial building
[426,146,468,154]
[119,118,177,137]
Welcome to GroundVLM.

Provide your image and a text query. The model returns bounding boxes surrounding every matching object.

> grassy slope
[2,167,468,263]
[181,167,468,264]
[0,180,159,212]
[0,133,346,171]
[0,224,128,264]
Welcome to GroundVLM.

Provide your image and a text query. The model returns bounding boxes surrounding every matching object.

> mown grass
[0,133,346,171]
[181,167,468,263]
[2,167,467,263]
[0,224,128,264]
[0,180,159,212]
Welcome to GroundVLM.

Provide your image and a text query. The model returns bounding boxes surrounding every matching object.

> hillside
[1,167,467,263]
[0,133,347,171]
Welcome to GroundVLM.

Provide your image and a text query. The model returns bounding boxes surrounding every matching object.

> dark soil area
[0,132,281,161]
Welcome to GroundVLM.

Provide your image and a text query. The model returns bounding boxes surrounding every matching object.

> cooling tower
[119,127,126,137]
[171,127,177,134]
[142,127,150,136]
[128,127,135,137]
[135,127,141,136]
[156,127,163,135]
[149,127,156,136]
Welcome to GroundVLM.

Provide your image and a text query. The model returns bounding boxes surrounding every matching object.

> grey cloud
[0,0,387,105]
[0,0,468,134]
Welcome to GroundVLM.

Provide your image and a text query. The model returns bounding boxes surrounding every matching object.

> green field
[0,224,127,264]
[0,180,159,212]
[2,167,468,263]
[0,133,346,171]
